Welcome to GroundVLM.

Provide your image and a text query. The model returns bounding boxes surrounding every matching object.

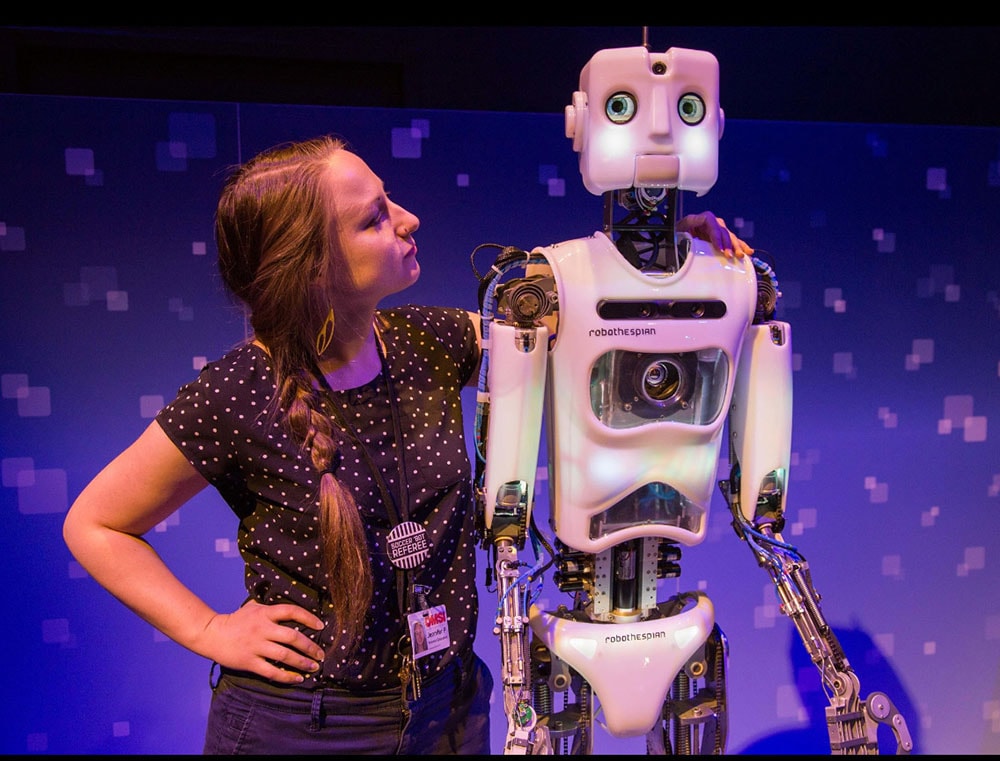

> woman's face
[323,150,421,305]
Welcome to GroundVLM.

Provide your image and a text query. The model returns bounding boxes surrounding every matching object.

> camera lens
[641,359,683,404]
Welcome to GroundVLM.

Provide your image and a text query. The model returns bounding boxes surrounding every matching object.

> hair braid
[215,136,375,654]
[283,371,373,653]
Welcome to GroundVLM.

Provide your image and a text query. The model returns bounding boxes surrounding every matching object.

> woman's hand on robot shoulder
[677,211,753,259]
[199,600,327,684]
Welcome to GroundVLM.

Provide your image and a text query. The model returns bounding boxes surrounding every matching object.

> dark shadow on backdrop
[735,623,921,755]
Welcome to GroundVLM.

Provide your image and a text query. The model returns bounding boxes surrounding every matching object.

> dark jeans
[203,653,493,755]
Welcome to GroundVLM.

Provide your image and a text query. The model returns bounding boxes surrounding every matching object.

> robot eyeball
[606,92,637,124]
[678,93,706,125]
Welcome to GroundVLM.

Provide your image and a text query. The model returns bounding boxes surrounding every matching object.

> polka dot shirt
[156,305,481,691]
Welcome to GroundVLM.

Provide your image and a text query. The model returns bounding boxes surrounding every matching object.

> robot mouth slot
[597,299,727,320]
[634,153,680,187]
[590,482,705,540]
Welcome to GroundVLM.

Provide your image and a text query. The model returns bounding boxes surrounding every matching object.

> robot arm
[472,245,556,754]
[721,261,913,755]
[726,257,792,531]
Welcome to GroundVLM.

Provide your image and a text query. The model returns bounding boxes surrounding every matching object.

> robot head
[565,46,724,197]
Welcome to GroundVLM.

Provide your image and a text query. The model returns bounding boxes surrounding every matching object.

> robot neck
[603,187,685,274]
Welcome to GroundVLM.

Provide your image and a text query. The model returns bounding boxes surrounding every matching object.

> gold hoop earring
[315,308,335,356]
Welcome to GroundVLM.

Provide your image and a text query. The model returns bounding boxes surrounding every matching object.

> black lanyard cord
[311,321,409,524]
[310,319,416,618]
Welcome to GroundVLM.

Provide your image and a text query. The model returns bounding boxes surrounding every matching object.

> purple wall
[1,93,998,754]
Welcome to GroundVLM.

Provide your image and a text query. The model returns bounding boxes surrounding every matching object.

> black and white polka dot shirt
[156,305,481,691]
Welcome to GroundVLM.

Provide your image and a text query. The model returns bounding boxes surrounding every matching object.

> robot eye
[678,93,706,125]
[605,92,637,124]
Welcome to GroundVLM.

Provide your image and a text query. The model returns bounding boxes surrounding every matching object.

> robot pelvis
[529,595,714,738]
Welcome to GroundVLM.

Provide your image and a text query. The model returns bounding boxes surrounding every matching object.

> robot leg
[646,622,729,755]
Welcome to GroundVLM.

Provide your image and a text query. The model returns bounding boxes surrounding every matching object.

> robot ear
[565,91,588,153]
[718,107,726,140]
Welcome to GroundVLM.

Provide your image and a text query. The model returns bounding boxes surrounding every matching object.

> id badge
[407,604,450,659]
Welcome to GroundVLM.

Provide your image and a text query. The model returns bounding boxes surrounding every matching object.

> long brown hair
[214,136,373,652]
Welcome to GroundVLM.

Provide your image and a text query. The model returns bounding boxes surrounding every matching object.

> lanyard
[313,319,408,522]
[311,318,428,614]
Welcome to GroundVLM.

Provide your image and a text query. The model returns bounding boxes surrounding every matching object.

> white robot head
[565,46,724,197]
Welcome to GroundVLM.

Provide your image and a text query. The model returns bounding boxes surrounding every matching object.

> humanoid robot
[471,37,914,755]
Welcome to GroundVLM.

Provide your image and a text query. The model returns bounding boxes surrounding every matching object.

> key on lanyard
[399,652,422,701]
[410,655,422,699]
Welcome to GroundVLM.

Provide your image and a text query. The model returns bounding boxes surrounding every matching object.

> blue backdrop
[1,92,998,755]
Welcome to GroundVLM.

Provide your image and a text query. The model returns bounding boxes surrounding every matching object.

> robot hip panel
[528,594,715,738]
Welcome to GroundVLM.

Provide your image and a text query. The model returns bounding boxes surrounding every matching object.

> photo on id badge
[408,605,449,658]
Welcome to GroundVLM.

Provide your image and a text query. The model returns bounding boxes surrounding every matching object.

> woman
[63,135,749,754]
